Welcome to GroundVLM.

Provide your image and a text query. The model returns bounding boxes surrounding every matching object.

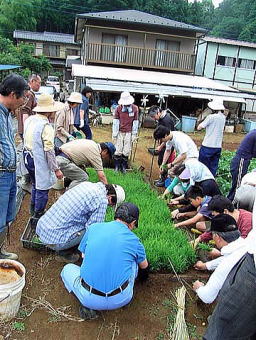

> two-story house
[196,36,256,118]
[13,30,80,78]
[73,10,248,118]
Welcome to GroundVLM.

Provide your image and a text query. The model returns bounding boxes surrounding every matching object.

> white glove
[79,120,84,128]
[132,135,137,143]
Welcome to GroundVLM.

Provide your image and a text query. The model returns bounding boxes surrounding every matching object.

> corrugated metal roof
[203,36,256,49]
[0,64,20,71]
[77,10,206,33]
[13,30,78,44]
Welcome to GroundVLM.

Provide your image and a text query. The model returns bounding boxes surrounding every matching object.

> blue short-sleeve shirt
[198,196,213,219]
[78,220,146,293]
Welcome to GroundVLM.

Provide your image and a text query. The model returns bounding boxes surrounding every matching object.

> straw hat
[118,91,134,105]
[208,100,225,111]
[32,94,64,112]
[67,92,83,104]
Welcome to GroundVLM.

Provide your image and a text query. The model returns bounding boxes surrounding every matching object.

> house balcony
[86,42,196,73]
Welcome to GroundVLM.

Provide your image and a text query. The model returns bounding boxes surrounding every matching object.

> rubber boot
[121,155,128,174]
[30,210,44,230]
[0,228,18,260]
[154,172,167,187]
[30,203,35,216]
[113,155,122,172]
[79,305,98,320]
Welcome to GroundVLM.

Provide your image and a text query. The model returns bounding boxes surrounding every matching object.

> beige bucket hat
[118,91,134,105]
[32,94,64,112]
[67,92,83,104]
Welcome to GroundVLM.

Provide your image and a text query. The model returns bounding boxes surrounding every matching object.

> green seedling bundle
[87,169,195,272]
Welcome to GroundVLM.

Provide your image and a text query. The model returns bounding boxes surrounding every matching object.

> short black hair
[105,184,117,205]
[185,185,204,200]
[114,203,139,227]
[100,142,110,156]
[172,163,185,176]
[81,86,93,96]
[148,105,162,116]
[153,125,170,140]
[208,195,234,213]
[0,73,29,98]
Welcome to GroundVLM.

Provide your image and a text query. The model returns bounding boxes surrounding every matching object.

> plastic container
[243,119,256,133]
[0,260,26,321]
[181,116,197,133]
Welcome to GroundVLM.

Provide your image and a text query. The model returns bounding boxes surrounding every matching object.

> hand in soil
[194,261,207,271]
[193,280,205,291]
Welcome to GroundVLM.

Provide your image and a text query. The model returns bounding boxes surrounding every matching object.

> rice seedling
[87,169,195,273]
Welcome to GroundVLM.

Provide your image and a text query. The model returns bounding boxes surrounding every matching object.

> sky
[188,0,223,7]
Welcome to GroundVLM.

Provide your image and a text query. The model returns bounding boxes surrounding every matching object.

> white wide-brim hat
[208,100,225,111]
[32,94,64,113]
[67,92,83,104]
[118,91,134,105]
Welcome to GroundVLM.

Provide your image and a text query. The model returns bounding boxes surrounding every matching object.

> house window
[66,48,79,57]
[155,39,180,68]
[238,58,256,70]
[101,34,128,63]
[217,55,236,67]
[43,44,60,57]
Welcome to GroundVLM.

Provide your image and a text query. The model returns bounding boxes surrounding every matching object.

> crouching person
[23,94,64,225]
[61,202,149,320]
[36,182,125,262]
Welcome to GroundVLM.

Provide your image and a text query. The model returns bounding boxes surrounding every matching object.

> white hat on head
[208,100,225,111]
[32,94,64,113]
[113,184,125,208]
[118,91,134,106]
[67,92,83,104]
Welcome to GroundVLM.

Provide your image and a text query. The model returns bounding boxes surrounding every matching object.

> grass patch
[87,169,195,273]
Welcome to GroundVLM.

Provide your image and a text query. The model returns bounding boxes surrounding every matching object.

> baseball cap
[210,214,238,233]
[104,142,116,158]
[116,202,140,227]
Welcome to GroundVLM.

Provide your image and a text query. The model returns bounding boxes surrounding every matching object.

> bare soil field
[1,127,242,339]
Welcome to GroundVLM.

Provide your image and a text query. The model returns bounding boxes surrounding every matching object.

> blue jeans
[0,171,17,232]
[74,124,92,140]
[61,262,137,311]
[199,145,221,176]
[46,229,86,251]
[23,151,49,212]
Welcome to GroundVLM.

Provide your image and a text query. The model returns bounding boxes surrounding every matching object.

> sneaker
[154,179,165,187]
[79,306,99,320]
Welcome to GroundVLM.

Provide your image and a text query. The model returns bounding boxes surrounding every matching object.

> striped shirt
[36,182,108,245]
[0,103,16,169]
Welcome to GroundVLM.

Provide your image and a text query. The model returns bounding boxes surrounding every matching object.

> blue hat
[105,142,116,158]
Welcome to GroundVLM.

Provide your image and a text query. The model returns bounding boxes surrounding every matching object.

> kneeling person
[61,202,148,319]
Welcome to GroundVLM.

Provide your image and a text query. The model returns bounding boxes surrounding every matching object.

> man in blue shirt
[228,129,256,201]
[61,202,148,319]
[73,86,93,140]
[0,73,29,259]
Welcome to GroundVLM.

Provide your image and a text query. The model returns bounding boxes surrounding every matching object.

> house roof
[76,10,206,33]
[203,36,256,49]
[13,30,78,45]
[0,64,20,71]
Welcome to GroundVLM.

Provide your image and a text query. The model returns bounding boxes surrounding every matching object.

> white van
[46,76,60,93]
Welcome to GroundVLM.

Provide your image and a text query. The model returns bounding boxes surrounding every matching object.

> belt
[81,279,129,297]
[58,151,72,161]
[0,166,16,172]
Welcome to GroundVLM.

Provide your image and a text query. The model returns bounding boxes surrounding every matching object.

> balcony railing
[86,42,196,72]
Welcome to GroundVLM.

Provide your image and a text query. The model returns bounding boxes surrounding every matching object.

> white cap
[208,100,225,111]
[113,184,125,207]
[67,92,83,104]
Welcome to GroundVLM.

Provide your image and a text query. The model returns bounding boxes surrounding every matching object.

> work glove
[79,120,84,128]
[131,135,137,143]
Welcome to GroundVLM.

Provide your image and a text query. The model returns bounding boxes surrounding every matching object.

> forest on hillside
[0,0,256,42]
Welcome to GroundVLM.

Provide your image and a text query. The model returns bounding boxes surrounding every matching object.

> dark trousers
[199,145,221,176]
[74,123,92,140]
[23,151,49,213]
[196,179,221,197]
[204,253,256,340]
[227,155,251,202]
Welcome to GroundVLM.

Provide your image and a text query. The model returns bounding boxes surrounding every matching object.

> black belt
[81,279,129,297]
[0,166,16,172]
[58,151,72,161]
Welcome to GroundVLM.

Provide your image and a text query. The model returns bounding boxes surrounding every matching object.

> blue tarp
[0,64,21,71]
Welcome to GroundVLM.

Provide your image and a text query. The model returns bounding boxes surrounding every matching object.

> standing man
[197,100,226,176]
[73,86,93,140]
[227,129,256,201]
[0,73,29,259]
[17,73,41,139]
[61,202,148,319]
[54,92,83,147]
[23,94,64,224]
[36,182,125,262]
[112,91,139,173]
[57,139,115,188]
[148,105,175,187]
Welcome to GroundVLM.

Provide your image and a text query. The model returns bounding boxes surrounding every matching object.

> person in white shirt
[197,100,226,176]
[153,125,198,174]
[193,213,256,339]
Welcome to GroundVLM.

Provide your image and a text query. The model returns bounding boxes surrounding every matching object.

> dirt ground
[1,127,242,339]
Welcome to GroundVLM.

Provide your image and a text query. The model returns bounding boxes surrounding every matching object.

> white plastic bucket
[0,260,26,321]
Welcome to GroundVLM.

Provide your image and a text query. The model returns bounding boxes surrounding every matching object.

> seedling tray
[20,219,53,253]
